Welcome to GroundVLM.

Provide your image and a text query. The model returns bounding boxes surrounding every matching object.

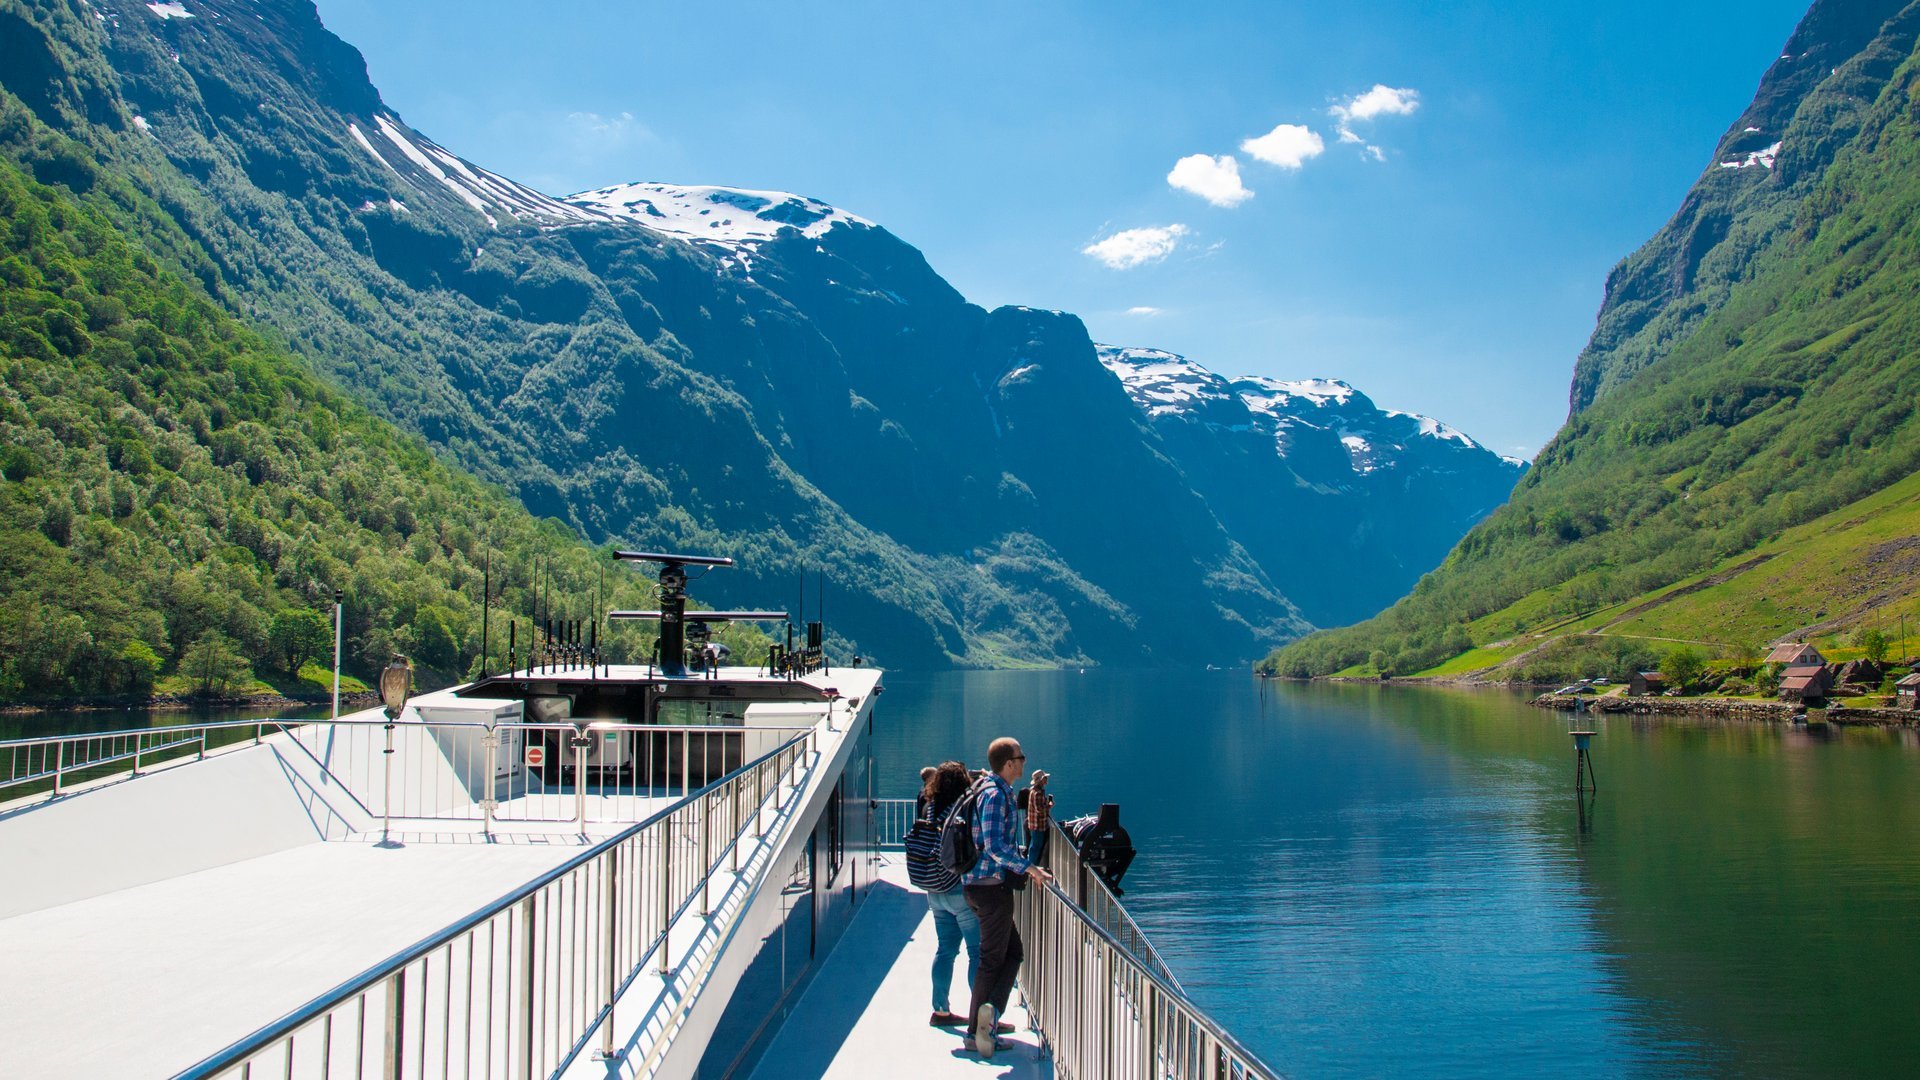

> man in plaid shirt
[962,737,1053,1059]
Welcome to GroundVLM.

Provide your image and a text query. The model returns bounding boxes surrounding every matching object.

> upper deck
[0,662,883,1078]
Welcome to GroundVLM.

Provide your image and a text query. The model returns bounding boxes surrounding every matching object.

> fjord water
[874,670,1920,1079]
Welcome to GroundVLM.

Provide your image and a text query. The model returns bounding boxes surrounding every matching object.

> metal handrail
[1,718,295,802]
[178,726,818,1079]
[1017,872,1284,1080]
[1043,819,1185,995]
[871,798,1276,1079]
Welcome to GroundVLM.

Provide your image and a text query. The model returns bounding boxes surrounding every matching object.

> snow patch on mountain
[1099,343,1506,480]
[1718,141,1781,170]
[565,183,872,249]
[1236,376,1357,413]
[1388,409,1475,446]
[146,2,193,19]
[1095,346,1237,417]
[346,116,613,229]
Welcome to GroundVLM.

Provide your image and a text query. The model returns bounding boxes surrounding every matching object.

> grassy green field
[1380,470,1920,681]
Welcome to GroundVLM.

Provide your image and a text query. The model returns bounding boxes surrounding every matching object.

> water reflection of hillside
[877,673,1920,1078]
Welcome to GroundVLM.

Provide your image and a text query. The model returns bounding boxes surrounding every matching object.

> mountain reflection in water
[874,670,1920,1079]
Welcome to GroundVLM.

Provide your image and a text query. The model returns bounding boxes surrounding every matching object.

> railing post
[482,730,499,838]
[599,848,619,1061]
[1145,977,1159,1078]
[132,733,143,777]
[700,792,712,917]
[574,735,588,835]
[680,731,690,798]
[382,969,406,1080]
[52,739,65,796]
[658,823,673,976]
[731,779,741,872]
[519,894,537,1080]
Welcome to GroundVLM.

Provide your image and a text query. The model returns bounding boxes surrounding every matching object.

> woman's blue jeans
[927,887,980,1012]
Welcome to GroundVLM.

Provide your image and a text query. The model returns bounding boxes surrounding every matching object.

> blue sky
[314,0,1811,458]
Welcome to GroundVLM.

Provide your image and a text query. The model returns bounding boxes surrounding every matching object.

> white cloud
[1166,154,1252,207]
[1365,145,1386,162]
[1240,124,1324,169]
[566,110,649,147]
[1125,306,1163,316]
[1330,84,1419,143]
[1083,225,1190,269]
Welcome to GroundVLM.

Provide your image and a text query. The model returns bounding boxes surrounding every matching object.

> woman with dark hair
[916,761,981,1027]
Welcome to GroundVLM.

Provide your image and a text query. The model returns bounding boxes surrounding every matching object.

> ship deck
[748,859,1052,1080]
[0,816,629,1078]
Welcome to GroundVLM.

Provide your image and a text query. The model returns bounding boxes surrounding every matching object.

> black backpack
[938,777,992,877]
[904,799,962,893]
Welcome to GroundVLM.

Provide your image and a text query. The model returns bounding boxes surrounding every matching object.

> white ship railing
[176,727,817,1079]
[0,719,282,803]
[3,718,814,836]
[281,718,814,831]
[871,799,1281,1080]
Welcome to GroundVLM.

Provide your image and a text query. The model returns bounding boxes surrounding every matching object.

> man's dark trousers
[964,881,1023,1027]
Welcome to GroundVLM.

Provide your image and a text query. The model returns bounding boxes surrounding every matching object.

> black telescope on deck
[1062,803,1137,895]
[610,551,786,676]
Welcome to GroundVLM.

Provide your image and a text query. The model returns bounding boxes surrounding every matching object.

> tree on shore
[183,631,252,696]
[1662,645,1706,690]
[268,608,331,675]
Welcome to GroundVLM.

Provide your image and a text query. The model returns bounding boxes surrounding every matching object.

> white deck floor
[749,860,1052,1080]
[0,822,611,1078]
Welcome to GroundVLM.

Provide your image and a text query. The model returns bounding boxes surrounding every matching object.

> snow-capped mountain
[567,183,872,250]
[11,0,1529,655]
[1098,345,1522,485]
[1097,345,1526,624]
[344,113,612,228]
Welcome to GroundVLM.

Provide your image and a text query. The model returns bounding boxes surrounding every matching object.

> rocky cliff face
[1569,0,1919,413]
[1269,0,1920,678]
[0,0,1520,665]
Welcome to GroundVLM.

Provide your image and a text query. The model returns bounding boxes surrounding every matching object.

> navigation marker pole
[1570,729,1597,794]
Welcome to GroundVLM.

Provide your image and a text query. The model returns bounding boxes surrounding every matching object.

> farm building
[1766,643,1826,666]
[1778,664,1832,704]
[1628,672,1666,696]
[1897,673,1920,710]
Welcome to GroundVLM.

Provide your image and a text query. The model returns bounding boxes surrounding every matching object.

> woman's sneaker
[929,1010,966,1027]
[973,1004,998,1058]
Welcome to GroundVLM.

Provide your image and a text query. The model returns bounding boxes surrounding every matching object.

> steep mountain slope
[1098,346,1525,625]
[0,151,677,701]
[1,0,1514,667]
[1267,0,1920,680]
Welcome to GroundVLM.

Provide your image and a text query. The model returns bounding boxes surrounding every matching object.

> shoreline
[1258,673,1920,727]
[1526,693,1918,727]
[0,690,382,717]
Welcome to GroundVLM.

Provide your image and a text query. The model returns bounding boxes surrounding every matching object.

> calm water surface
[872,670,1920,1079]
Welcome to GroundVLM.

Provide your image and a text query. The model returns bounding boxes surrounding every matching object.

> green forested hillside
[1266,0,1920,681]
[0,150,701,702]
[0,0,1301,668]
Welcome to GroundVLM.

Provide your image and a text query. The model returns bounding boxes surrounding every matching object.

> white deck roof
[748,860,1052,1080]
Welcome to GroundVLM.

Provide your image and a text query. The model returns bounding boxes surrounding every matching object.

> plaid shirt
[963,774,1029,884]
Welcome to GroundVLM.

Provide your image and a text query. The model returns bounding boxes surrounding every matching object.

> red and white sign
[525,745,546,768]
